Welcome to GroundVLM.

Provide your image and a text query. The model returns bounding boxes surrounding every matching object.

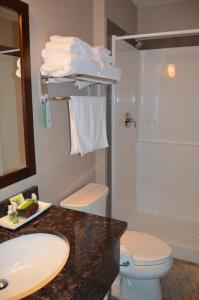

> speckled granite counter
[0,202,127,299]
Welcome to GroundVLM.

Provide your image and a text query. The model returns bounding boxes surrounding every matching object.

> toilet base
[112,275,162,300]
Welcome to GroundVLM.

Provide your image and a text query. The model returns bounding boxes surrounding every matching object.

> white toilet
[60,183,108,216]
[112,230,172,300]
[60,183,172,300]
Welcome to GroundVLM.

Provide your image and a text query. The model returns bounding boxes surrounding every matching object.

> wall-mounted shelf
[41,95,72,103]
[40,73,116,103]
[40,72,114,127]
[41,74,117,85]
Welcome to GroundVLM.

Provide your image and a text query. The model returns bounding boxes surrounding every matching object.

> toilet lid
[121,231,172,266]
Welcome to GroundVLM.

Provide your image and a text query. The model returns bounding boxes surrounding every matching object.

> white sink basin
[0,233,70,300]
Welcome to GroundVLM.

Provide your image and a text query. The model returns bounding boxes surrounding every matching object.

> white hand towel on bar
[69,96,108,156]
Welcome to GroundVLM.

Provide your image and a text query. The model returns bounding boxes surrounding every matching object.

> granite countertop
[0,203,127,300]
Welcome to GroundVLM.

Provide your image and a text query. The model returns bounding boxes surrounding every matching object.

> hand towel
[69,96,108,156]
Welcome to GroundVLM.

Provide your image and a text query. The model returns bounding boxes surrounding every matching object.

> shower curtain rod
[114,28,199,41]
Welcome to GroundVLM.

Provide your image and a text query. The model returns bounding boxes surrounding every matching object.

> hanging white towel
[69,96,108,156]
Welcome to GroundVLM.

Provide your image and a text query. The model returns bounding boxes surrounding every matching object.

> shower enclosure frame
[111,28,199,219]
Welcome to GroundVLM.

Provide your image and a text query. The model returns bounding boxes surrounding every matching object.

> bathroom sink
[0,233,70,300]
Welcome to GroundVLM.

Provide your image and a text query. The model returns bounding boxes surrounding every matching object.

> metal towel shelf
[40,73,116,103]
[41,95,71,103]
[41,73,117,85]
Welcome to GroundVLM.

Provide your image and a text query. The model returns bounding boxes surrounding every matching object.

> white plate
[0,201,52,230]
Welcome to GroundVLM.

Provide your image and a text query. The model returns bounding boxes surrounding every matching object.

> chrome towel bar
[41,95,71,103]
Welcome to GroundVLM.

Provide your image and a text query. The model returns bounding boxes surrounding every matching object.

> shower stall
[111,30,199,264]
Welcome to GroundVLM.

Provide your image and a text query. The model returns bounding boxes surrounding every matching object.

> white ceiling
[131,0,185,8]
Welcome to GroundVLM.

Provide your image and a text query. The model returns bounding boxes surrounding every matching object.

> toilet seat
[121,231,172,266]
[120,231,173,280]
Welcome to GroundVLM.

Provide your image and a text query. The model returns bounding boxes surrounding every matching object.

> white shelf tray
[0,201,52,230]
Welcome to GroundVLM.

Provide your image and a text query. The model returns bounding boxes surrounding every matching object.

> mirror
[0,0,36,188]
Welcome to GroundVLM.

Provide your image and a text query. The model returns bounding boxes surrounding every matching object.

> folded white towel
[40,64,101,78]
[45,36,93,56]
[41,48,68,58]
[100,63,122,81]
[50,35,91,48]
[92,46,113,64]
[40,52,101,78]
[45,41,92,57]
[69,96,108,156]
[41,59,121,82]
[41,51,100,67]
[41,36,121,82]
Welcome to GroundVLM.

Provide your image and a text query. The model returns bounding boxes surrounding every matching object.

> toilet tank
[60,183,109,217]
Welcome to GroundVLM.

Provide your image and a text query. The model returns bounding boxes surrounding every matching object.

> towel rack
[41,95,71,103]
[40,73,116,104]
[41,74,117,85]
[40,73,115,127]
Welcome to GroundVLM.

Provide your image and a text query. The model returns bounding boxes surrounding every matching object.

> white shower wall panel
[137,142,199,221]
[137,46,199,222]
[139,47,199,142]
[114,40,139,221]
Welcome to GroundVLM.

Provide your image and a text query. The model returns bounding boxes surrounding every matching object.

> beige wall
[0,0,95,204]
[0,8,19,48]
[0,0,138,202]
[106,0,137,34]
[93,0,137,46]
[138,0,199,34]
[93,0,106,46]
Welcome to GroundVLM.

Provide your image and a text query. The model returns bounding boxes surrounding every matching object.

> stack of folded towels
[40,36,121,84]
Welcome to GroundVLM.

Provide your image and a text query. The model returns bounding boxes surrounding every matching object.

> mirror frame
[0,0,36,188]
